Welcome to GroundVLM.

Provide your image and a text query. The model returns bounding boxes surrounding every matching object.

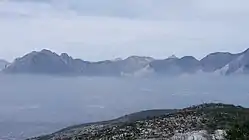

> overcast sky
[1,0,249,61]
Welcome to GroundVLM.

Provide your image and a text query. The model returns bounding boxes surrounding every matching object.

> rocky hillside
[29,103,249,140]
[3,48,249,76]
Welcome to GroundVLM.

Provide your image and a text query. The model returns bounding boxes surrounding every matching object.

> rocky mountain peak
[168,55,178,59]
[60,53,70,58]
[241,48,249,54]
[125,56,154,62]
[40,49,55,55]
[3,49,72,74]
[180,56,198,61]
[200,52,236,72]
[60,53,73,64]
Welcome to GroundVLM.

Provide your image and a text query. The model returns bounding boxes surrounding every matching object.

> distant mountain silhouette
[200,52,237,72]
[0,59,9,70]
[216,48,249,75]
[150,56,200,75]
[3,50,73,74]
[2,50,154,76]
[3,48,249,76]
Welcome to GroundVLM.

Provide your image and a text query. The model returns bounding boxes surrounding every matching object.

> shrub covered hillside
[225,120,249,140]
[30,103,249,140]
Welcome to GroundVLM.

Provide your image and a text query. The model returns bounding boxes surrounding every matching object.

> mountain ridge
[3,48,249,76]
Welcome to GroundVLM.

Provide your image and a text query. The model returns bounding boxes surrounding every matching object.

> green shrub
[225,121,249,140]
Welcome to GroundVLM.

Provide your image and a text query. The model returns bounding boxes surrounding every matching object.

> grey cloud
[8,0,249,20]
[0,0,249,61]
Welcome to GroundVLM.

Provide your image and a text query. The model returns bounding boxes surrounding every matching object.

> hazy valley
[0,75,249,139]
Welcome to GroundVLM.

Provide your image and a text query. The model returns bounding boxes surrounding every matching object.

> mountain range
[2,48,249,76]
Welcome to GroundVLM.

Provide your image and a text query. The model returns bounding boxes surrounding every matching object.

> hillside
[29,103,249,140]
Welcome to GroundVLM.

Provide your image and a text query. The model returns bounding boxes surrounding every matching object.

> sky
[1,0,249,62]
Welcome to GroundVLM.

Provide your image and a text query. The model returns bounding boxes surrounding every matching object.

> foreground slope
[30,103,249,140]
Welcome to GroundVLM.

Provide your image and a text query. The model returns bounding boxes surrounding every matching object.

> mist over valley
[0,75,249,139]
